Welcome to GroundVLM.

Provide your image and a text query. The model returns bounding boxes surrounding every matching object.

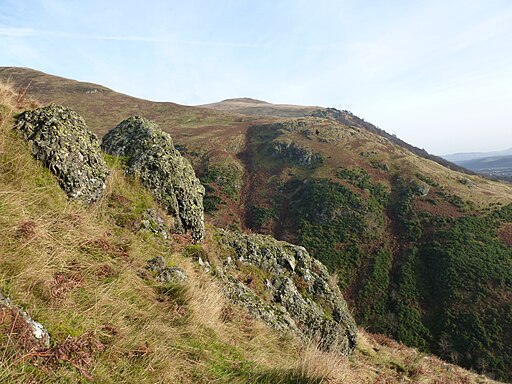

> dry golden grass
[0,82,504,383]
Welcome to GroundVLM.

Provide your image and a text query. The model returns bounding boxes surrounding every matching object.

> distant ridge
[444,148,512,162]
[220,97,270,104]
[200,98,322,118]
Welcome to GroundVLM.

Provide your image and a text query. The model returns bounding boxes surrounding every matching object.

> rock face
[0,293,50,351]
[215,229,357,354]
[269,139,322,167]
[14,104,109,204]
[101,116,205,241]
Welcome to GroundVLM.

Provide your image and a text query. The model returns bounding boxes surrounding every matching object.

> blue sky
[1,0,512,154]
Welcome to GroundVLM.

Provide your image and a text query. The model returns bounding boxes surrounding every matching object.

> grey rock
[140,208,170,239]
[412,181,431,196]
[458,178,475,188]
[215,229,357,355]
[156,267,188,284]
[146,256,188,284]
[0,292,50,350]
[269,139,322,167]
[14,104,109,204]
[101,116,205,241]
[146,256,167,273]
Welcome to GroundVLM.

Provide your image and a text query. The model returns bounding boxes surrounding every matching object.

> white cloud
[0,27,35,37]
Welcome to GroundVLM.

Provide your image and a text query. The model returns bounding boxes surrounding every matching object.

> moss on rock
[14,104,109,204]
[101,116,205,241]
[215,229,357,355]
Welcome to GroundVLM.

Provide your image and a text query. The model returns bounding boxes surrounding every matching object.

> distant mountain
[443,148,512,181]
[459,155,512,171]
[444,148,512,162]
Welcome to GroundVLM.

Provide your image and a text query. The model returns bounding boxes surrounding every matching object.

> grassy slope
[1,68,512,380]
[0,83,502,384]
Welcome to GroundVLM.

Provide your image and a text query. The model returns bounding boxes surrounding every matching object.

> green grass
[0,96,336,384]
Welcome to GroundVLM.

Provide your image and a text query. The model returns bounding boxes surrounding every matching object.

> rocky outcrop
[412,181,431,196]
[14,104,109,204]
[146,256,188,284]
[0,293,50,351]
[101,116,205,241]
[140,208,170,239]
[214,229,357,354]
[269,139,322,167]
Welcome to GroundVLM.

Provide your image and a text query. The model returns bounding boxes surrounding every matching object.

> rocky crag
[212,229,357,355]
[14,104,109,204]
[101,116,205,241]
[10,104,356,358]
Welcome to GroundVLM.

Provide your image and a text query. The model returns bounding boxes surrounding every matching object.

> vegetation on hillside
[0,72,509,383]
[241,118,512,381]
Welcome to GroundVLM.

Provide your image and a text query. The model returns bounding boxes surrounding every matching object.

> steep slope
[2,67,512,381]
[0,83,500,384]
[239,118,512,381]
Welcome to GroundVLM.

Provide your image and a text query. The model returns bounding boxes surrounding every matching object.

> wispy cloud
[0,27,35,37]
[186,40,258,48]
[0,26,256,47]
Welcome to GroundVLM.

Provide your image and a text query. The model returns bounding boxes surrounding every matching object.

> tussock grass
[0,83,501,383]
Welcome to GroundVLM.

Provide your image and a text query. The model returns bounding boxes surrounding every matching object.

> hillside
[1,80,503,384]
[1,67,512,381]
[443,149,512,181]
[200,98,321,118]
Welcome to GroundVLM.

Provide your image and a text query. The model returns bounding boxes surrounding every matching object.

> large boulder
[215,229,357,354]
[14,104,109,204]
[101,116,205,241]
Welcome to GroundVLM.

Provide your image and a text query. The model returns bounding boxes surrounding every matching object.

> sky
[1,0,512,155]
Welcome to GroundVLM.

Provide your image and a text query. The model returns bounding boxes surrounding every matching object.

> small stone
[146,256,166,274]
[146,257,188,284]
[140,208,169,239]
[156,267,188,284]
[0,293,50,350]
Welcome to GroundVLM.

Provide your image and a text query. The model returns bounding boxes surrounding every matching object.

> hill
[444,148,512,163]
[443,149,512,181]
[0,80,502,383]
[1,67,512,381]
[200,98,321,118]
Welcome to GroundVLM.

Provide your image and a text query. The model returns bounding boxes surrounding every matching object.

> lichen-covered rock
[0,293,50,351]
[14,104,109,204]
[146,256,188,284]
[215,229,357,354]
[412,181,431,196]
[101,116,205,241]
[269,139,322,167]
[140,208,170,239]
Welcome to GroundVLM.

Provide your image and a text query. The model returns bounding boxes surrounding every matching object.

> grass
[0,81,503,383]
